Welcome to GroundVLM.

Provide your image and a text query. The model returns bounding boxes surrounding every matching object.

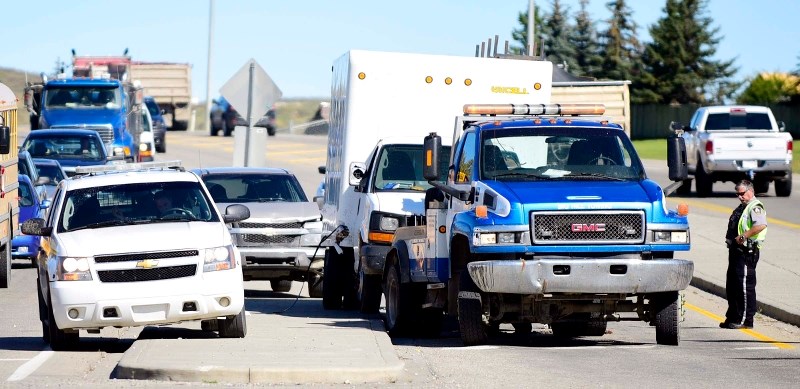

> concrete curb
[691,275,800,328]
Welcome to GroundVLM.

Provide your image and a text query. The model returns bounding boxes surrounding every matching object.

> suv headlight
[300,220,323,246]
[202,245,236,272]
[57,256,92,281]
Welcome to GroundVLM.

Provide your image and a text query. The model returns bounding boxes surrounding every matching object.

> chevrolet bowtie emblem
[136,259,159,269]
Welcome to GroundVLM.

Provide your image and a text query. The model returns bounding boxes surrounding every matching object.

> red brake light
[789,141,794,152]
[705,140,714,154]
[730,107,746,114]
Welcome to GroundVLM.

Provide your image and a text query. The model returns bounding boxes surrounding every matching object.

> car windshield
[44,86,120,109]
[373,145,452,192]
[480,127,645,181]
[23,135,104,161]
[145,100,161,117]
[202,174,308,203]
[58,181,219,232]
[35,164,66,186]
[18,182,34,207]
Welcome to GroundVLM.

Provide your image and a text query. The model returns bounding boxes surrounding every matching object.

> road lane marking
[685,302,794,349]
[0,359,29,361]
[676,198,800,229]
[6,350,53,381]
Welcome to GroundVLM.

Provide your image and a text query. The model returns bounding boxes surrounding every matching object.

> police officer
[720,179,767,329]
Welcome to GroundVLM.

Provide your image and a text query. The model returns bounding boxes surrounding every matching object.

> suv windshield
[59,181,218,232]
[480,127,644,181]
[373,145,452,192]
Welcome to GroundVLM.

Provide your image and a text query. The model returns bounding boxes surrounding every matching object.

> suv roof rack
[74,160,184,176]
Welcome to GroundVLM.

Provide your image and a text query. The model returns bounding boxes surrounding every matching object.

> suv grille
[95,250,199,263]
[97,264,197,283]
[531,211,645,244]
[239,222,302,229]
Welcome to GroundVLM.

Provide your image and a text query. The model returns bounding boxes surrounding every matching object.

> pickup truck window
[705,112,772,130]
[481,127,643,181]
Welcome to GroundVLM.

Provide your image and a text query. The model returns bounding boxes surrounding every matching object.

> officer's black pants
[725,247,759,326]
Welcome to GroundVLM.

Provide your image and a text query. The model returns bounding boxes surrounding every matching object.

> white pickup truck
[677,105,793,197]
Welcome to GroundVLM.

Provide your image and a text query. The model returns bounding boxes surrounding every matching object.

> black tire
[383,263,418,337]
[45,291,79,350]
[210,125,219,137]
[754,178,769,195]
[675,179,692,196]
[359,269,382,314]
[308,273,324,298]
[218,309,247,338]
[156,138,166,153]
[695,161,712,197]
[223,122,233,137]
[322,249,343,310]
[513,322,532,335]
[267,125,276,136]
[653,291,680,346]
[0,243,9,288]
[775,174,792,197]
[458,271,488,346]
[201,319,218,332]
[270,279,292,293]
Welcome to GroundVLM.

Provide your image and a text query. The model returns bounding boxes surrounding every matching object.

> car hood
[57,222,230,257]
[217,201,320,222]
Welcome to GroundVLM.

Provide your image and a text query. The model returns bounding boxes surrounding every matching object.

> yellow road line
[675,198,800,229]
[685,302,794,349]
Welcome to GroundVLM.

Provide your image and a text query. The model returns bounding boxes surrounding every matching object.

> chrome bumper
[467,258,693,295]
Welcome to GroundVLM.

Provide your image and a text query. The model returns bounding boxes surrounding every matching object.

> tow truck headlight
[57,256,92,281]
[203,245,235,272]
[653,231,689,243]
[479,233,497,245]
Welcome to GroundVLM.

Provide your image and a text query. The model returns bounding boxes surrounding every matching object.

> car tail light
[788,141,794,152]
[705,140,713,155]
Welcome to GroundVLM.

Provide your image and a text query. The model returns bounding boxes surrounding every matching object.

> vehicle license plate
[742,160,757,169]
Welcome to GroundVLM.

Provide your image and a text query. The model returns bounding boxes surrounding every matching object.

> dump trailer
[130,62,192,131]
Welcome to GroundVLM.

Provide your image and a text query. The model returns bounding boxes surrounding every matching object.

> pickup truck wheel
[218,308,247,338]
[270,280,292,293]
[0,243,9,288]
[358,269,382,314]
[322,250,343,309]
[695,162,712,197]
[46,291,79,350]
[384,263,417,336]
[754,178,769,194]
[308,274,324,298]
[513,322,532,335]
[775,174,792,197]
[653,291,680,346]
[675,179,692,196]
[458,271,488,346]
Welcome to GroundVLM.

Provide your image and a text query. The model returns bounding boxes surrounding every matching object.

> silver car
[193,167,324,296]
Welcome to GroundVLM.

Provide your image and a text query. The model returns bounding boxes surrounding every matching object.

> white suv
[21,161,251,350]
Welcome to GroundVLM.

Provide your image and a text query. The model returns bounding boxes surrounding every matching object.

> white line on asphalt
[0,359,29,361]
[733,346,780,350]
[6,350,54,382]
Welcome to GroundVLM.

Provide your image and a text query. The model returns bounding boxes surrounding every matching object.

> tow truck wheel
[358,269,382,314]
[653,291,680,346]
[218,308,247,338]
[384,263,415,336]
[458,271,488,346]
[45,291,79,350]
[322,250,343,310]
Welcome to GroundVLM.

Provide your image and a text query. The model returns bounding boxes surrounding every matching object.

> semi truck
[24,55,144,162]
[0,81,19,288]
[385,103,694,346]
[129,62,192,131]
[319,49,554,312]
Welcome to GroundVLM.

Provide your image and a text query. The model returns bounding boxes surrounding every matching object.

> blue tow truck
[384,103,694,346]
[24,56,143,162]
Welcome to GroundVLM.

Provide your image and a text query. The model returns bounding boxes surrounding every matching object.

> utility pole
[204,0,215,133]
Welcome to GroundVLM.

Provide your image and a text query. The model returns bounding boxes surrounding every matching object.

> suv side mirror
[223,204,250,223]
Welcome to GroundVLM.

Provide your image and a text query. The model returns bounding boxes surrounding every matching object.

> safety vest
[738,199,767,248]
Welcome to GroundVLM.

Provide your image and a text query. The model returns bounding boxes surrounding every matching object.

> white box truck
[320,49,553,312]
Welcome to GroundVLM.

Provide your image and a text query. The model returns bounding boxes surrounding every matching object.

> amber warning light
[463,103,605,116]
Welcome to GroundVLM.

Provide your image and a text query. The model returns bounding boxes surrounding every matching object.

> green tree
[635,0,739,104]
[511,6,546,56]
[597,0,643,82]
[738,73,799,105]
[571,0,603,78]
[542,0,579,73]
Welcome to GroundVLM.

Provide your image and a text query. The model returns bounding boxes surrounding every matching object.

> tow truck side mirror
[667,134,688,181]
[423,132,441,181]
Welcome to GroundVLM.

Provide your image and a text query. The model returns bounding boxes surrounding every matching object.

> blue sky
[2,0,798,101]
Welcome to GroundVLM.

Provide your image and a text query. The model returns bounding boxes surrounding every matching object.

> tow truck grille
[531,211,645,244]
[97,264,197,283]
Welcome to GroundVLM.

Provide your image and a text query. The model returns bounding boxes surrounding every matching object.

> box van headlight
[57,256,92,281]
[379,216,400,231]
[203,245,235,272]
